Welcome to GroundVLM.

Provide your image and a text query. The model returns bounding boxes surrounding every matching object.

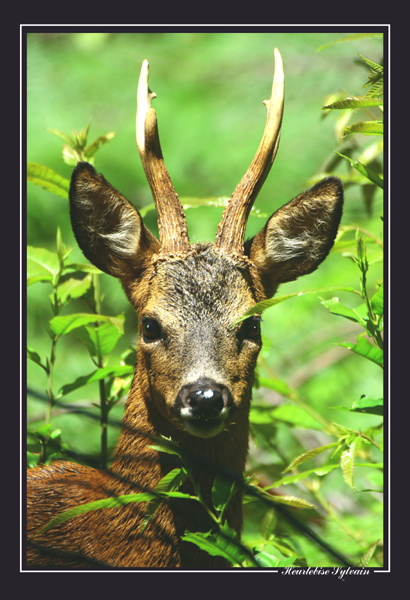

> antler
[137,60,190,256]
[215,48,285,256]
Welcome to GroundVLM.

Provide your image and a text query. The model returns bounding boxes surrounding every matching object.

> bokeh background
[26,30,384,565]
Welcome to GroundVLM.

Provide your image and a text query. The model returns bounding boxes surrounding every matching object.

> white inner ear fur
[99,201,143,258]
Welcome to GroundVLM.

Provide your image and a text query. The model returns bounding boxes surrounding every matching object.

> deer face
[133,247,261,438]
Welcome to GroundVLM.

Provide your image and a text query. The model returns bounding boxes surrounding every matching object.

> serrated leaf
[59,366,133,397]
[40,492,157,534]
[344,121,383,136]
[27,163,70,199]
[267,495,316,509]
[260,508,277,540]
[282,443,339,473]
[359,55,383,75]
[340,335,383,367]
[49,313,124,336]
[357,540,379,567]
[54,274,93,305]
[234,287,356,324]
[341,437,362,490]
[322,96,383,110]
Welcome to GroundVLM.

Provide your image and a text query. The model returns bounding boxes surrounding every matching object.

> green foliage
[317,53,383,215]
[27,35,384,568]
[27,132,134,468]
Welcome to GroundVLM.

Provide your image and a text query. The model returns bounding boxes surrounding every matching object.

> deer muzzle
[176,378,232,438]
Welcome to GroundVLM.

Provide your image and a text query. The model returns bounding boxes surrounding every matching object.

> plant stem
[93,273,108,469]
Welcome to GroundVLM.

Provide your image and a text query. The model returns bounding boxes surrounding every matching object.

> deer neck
[110,358,251,532]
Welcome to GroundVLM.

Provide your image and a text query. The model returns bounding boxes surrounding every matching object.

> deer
[26,49,343,569]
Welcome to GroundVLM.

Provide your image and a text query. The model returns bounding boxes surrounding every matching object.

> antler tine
[136,60,190,256]
[215,49,285,256]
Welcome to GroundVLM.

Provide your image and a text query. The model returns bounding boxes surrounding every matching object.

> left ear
[245,176,343,295]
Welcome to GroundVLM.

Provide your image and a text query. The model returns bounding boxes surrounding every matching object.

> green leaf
[359,55,383,75]
[212,473,241,513]
[59,366,133,397]
[336,152,384,188]
[53,274,93,305]
[357,540,379,567]
[263,494,316,509]
[45,128,76,146]
[270,464,340,488]
[258,377,291,396]
[49,313,125,336]
[40,492,157,533]
[260,508,277,540]
[320,297,368,327]
[340,335,383,367]
[64,262,103,275]
[149,436,185,457]
[344,121,383,136]
[282,443,340,473]
[234,287,356,324]
[74,320,124,356]
[341,437,362,490]
[322,96,383,110]
[351,396,383,416]
[370,285,383,316]
[250,403,322,430]
[27,246,60,285]
[182,522,252,566]
[271,404,323,430]
[27,163,70,199]
[140,468,189,534]
[84,132,116,159]
[253,550,283,567]
[27,347,48,373]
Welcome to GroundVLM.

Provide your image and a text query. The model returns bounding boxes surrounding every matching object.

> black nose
[177,378,231,420]
[176,379,232,438]
[186,387,224,420]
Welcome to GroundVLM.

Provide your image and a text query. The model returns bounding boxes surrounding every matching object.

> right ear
[246,176,344,297]
[69,162,160,279]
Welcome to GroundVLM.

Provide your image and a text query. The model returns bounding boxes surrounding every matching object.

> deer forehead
[141,247,257,326]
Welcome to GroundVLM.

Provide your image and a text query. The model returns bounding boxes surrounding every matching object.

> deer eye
[142,317,162,342]
[241,316,261,341]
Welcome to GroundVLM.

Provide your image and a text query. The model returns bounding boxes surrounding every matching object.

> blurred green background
[26,31,384,564]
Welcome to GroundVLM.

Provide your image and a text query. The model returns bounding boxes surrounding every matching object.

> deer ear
[69,162,160,279]
[246,177,343,296]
